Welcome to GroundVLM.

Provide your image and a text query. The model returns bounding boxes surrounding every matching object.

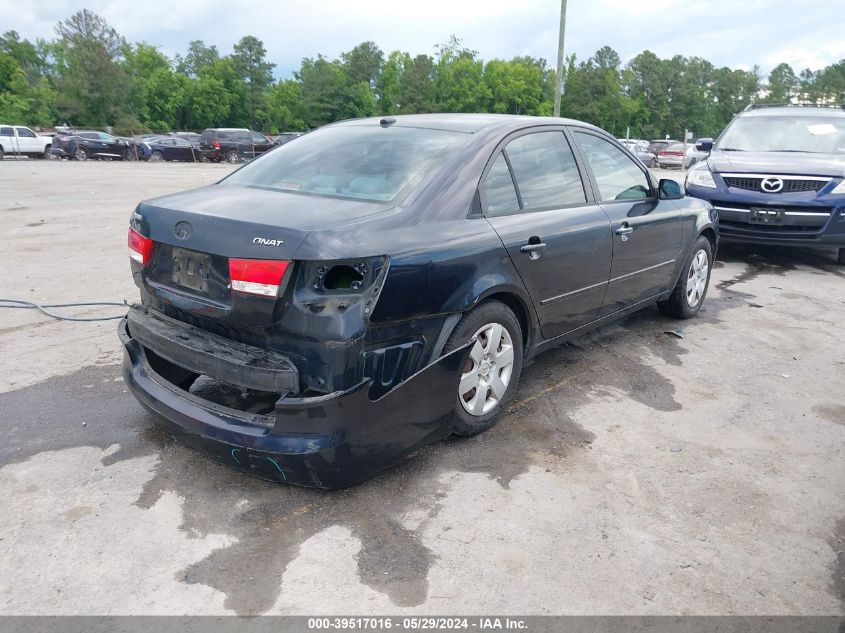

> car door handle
[520,240,547,260]
[615,225,634,236]
[520,242,547,254]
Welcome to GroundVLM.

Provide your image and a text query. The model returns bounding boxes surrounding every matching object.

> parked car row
[617,138,657,167]
[0,127,305,163]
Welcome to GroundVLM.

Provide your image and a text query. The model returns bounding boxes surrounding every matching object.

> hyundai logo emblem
[760,177,784,193]
[174,221,192,239]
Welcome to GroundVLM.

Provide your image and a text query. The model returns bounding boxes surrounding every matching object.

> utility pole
[553,0,568,118]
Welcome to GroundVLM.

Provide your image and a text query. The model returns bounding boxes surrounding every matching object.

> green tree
[176,40,219,77]
[297,55,348,127]
[378,50,409,114]
[232,35,275,127]
[399,54,436,113]
[0,31,55,125]
[561,46,637,136]
[434,36,487,112]
[764,63,797,103]
[484,57,547,115]
[53,9,126,126]
[264,79,305,132]
[341,41,384,86]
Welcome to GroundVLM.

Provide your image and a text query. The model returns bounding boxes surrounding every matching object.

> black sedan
[144,136,201,162]
[121,114,718,488]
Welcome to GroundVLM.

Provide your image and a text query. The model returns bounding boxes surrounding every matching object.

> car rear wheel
[225,149,240,164]
[0,146,4,160]
[74,147,88,161]
[658,235,713,319]
[43,146,51,159]
[443,300,523,436]
[150,150,164,162]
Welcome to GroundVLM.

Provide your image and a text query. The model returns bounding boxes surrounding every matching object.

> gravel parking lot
[1,160,843,615]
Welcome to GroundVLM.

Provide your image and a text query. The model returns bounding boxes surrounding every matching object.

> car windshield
[221,125,467,202]
[717,114,845,153]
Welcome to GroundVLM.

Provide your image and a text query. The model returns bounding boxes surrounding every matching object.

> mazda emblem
[760,177,784,193]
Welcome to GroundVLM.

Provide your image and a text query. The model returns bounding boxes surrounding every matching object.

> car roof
[330,113,605,135]
[741,106,845,118]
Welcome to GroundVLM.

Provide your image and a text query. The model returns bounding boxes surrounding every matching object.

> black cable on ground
[0,298,128,322]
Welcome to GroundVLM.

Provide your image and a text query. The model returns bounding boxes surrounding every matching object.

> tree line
[1,9,844,139]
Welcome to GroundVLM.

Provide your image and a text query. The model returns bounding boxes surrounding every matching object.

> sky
[3,0,844,78]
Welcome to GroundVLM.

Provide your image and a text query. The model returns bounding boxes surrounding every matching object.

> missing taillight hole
[323,265,364,290]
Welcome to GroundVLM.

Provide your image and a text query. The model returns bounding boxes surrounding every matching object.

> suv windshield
[221,125,467,202]
[717,114,845,154]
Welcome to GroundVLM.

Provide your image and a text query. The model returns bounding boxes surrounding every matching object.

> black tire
[0,146,4,160]
[150,150,164,162]
[43,146,51,159]
[837,248,845,265]
[225,149,240,164]
[443,300,523,436]
[73,146,88,161]
[125,147,138,161]
[658,235,713,319]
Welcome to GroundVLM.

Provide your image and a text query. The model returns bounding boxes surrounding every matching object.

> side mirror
[695,138,713,153]
[659,178,684,200]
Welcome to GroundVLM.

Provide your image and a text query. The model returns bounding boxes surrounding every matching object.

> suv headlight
[686,164,717,189]
[832,179,845,194]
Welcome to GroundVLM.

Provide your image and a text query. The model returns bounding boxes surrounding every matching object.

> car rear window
[221,126,468,202]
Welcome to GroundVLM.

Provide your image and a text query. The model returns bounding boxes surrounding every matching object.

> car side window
[252,132,267,143]
[504,131,586,210]
[573,131,652,202]
[99,133,116,142]
[15,127,36,138]
[0,127,12,136]
[80,133,97,139]
[481,154,520,216]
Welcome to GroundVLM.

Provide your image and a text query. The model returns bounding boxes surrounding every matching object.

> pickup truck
[0,125,52,159]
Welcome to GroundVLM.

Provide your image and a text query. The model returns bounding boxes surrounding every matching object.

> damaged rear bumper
[119,315,468,488]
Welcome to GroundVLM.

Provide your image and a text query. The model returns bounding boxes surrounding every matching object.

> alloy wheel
[458,322,515,416]
[686,249,709,307]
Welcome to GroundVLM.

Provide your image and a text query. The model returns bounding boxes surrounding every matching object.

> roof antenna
[380,117,396,128]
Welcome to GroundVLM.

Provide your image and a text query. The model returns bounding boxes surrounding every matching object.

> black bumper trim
[126,305,299,395]
[120,317,470,488]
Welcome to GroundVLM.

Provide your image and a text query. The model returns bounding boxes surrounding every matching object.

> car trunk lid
[132,184,390,328]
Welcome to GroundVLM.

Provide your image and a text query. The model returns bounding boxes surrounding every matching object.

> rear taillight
[229,258,289,297]
[128,227,154,265]
[213,140,221,149]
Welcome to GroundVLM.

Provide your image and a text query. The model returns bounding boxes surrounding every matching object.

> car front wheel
[150,150,164,162]
[658,235,713,319]
[443,300,523,436]
[225,150,240,164]
[74,147,88,161]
